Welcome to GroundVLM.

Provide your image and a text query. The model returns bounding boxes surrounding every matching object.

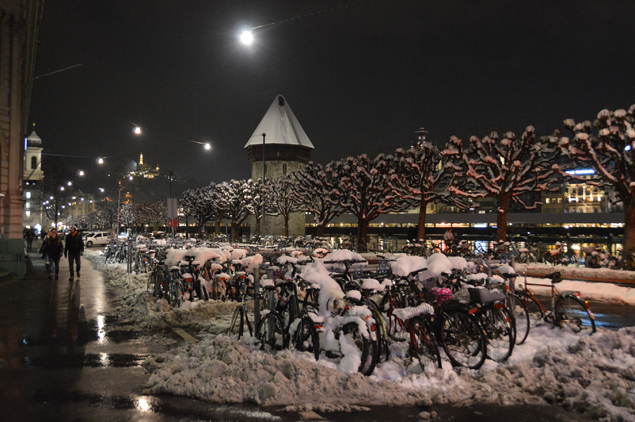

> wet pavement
[0,245,594,422]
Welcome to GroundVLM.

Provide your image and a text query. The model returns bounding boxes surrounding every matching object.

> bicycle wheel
[439,310,487,369]
[555,295,596,335]
[520,290,544,321]
[255,312,287,351]
[341,321,376,376]
[372,309,390,363]
[507,294,530,345]
[292,317,320,361]
[478,306,514,362]
[227,306,252,340]
[147,270,155,292]
[170,281,185,307]
[278,293,299,331]
[410,316,442,370]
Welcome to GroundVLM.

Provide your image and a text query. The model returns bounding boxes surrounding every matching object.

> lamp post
[261,133,266,237]
[129,176,135,204]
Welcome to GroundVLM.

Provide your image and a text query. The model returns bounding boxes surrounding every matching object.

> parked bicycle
[516,271,596,335]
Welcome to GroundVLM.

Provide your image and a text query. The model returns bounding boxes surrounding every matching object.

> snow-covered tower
[245,94,314,237]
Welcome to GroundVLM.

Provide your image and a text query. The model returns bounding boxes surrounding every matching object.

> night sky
[29,0,635,199]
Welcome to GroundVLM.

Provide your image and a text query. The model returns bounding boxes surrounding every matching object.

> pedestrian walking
[64,226,84,281]
[41,229,63,280]
[25,228,36,252]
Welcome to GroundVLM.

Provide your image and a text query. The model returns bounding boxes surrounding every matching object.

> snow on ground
[86,250,635,421]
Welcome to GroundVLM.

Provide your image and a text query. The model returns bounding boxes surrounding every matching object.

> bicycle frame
[522,277,590,318]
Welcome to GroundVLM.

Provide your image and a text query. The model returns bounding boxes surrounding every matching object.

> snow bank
[87,250,635,420]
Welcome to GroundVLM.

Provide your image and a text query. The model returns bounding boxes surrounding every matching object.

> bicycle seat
[546,272,563,283]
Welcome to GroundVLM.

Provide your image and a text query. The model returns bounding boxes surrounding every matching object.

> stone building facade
[0,1,44,238]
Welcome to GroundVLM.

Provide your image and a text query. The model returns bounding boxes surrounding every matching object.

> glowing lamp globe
[240,30,253,46]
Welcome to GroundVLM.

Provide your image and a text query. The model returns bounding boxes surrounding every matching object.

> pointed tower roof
[244,95,314,149]
[27,130,42,145]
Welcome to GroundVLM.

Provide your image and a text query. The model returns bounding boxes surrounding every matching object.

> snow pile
[87,249,635,420]
[516,262,635,283]
[143,334,455,407]
[143,325,635,420]
[390,255,427,276]
[321,250,366,262]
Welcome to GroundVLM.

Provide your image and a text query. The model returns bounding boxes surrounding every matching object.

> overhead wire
[250,0,376,30]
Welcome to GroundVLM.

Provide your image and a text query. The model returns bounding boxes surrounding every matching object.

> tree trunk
[317,224,325,237]
[624,199,635,270]
[496,193,511,241]
[284,216,289,237]
[215,217,222,235]
[417,198,429,240]
[231,222,239,242]
[357,216,368,247]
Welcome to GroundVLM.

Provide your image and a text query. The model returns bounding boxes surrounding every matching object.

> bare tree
[334,154,411,246]
[559,105,635,266]
[290,162,343,236]
[216,179,252,242]
[451,126,561,241]
[267,175,304,237]
[390,142,473,240]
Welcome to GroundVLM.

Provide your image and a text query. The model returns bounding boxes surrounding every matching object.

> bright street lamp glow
[134,126,142,135]
[60,187,64,191]
[98,157,104,164]
[204,143,211,150]
[67,181,72,186]
[99,188,105,193]
[78,170,85,176]
[240,30,253,45]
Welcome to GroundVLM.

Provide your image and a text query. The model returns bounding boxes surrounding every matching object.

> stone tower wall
[250,160,307,237]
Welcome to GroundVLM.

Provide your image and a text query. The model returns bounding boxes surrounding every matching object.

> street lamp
[78,170,85,176]
[240,30,254,45]
[128,176,134,203]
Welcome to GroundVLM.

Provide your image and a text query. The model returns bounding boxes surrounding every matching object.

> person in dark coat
[42,229,63,280]
[64,226,84,281]
[25,228,36,252]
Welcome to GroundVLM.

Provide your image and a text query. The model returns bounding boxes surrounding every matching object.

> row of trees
[64,202,167,234]
[65,105,635,264]
[173,104,635,254]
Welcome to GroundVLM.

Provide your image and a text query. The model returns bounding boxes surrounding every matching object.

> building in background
[23,130,45,231]
[0,1,44,239]
[244,94,314,237]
